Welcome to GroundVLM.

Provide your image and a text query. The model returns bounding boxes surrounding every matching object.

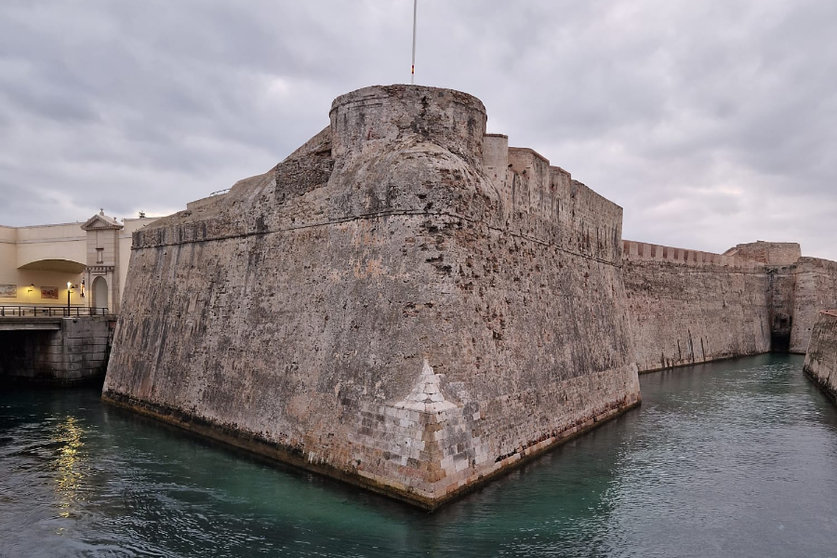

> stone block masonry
[622,241,772,372]
[103,84,837,509]
[803,310,837,402]
[622,239,837,373]
[103,85,641,510]
[0,316,115,385]
[790,258,837,353]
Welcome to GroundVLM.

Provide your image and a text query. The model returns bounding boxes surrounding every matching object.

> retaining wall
[803,310,837,402]
[0,316,114,385]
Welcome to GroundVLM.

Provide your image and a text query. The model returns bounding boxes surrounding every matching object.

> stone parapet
[623,240,760,270]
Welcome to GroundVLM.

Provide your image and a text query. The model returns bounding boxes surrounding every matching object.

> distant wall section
[724,241,801,266]
[622,240,771,372]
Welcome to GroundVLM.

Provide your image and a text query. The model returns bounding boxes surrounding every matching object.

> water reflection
[51,415,86,522]
[1,356,836,557]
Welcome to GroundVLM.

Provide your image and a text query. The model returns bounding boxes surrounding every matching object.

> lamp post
[66,282,72,316]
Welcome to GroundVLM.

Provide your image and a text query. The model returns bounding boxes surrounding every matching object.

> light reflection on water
[1,354,836,557]
[53,416,86,522]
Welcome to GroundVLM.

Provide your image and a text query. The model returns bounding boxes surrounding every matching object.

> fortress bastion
[103,85,642,509]
[103,84,837,508]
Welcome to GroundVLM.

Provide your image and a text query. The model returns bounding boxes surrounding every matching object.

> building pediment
[81,211,123,231]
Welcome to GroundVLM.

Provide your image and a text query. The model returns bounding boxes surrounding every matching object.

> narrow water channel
[1,354,835,557]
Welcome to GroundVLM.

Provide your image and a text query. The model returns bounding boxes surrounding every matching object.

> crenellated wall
[623,239,837,371]
[624,240,758,269]
[484,137,622,265]
[622,240,772,372]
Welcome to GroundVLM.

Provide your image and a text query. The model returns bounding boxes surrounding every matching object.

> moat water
[1,354,836,557]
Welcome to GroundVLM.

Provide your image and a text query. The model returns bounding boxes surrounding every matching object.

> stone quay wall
[803,310,837,402]
[103,85,641,510]
[0,316,115,385]
[622,240,772,372]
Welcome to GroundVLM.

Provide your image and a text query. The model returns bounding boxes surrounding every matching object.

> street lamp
[66,282,72,316]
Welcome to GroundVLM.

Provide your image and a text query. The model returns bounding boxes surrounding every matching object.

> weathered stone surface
[103,85,641,509]
[622,241,772,371]
[0,316,115,385]
[803,310,837,402]
[623,239,837,371]
[790,258,837,353]
[724,241,801,266]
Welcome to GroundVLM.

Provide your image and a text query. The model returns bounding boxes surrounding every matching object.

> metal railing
[0,306,110,317]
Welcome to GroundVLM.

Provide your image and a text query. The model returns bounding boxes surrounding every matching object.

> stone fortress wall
[0,316,114,384]
[102,84,837,509]
[789,257,837,353]
[104,85,640,510]
[622,238,837,372]
[622,240,772,372]
[803,310,837,402]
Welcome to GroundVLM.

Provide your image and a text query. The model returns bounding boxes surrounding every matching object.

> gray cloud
[1,0,834,259]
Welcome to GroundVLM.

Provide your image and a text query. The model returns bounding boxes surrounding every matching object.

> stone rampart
[484,138,622,265]
[790,257,837,353]
[622,240,772,372]
[623,240,760,269]
[803,310,837,402]
[622,239,837,370]
[104,85,640,510]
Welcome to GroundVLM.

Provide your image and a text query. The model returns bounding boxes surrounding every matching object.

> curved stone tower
[103,84,641,509]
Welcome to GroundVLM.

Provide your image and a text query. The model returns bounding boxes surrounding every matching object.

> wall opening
[771,315,792,353]
[92,276,108,311]
[0,330,51,385]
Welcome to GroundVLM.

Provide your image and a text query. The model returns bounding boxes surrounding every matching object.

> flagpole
[411,0,417,84]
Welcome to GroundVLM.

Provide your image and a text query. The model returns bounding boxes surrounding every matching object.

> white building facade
[0,212,158,313]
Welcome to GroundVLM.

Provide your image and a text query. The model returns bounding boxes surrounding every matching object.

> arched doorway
[92,276,108,311]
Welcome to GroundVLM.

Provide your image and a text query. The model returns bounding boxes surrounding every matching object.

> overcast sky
[1,0,834,259]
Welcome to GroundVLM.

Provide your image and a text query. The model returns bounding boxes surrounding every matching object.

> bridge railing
[0,306,111,318]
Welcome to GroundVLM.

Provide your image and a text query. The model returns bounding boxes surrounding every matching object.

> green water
[1,354,836,557]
